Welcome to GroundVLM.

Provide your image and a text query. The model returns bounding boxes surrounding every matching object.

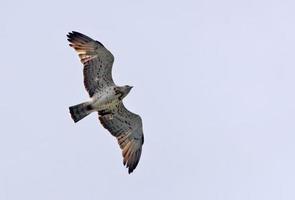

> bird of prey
[67,31,144,174]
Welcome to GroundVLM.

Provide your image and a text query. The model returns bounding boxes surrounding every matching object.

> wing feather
[67,31,115,97]
[98,103,144,174]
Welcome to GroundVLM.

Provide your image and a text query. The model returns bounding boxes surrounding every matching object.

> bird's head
[118,85,133,100]
[124,85,133,94]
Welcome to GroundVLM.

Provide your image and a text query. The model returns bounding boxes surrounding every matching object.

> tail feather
[69,102,92,123]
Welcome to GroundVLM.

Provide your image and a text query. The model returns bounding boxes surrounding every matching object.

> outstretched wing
[99,103,144,174]
[67,31,115,97]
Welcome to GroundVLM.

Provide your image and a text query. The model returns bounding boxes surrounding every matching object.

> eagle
[67,31,144,174]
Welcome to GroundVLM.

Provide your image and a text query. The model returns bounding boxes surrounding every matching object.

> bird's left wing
[98,103,144,174]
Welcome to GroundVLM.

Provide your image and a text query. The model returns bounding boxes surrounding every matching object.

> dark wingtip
[125,154,141,174]
[128,166,134,174]
[67,31,81,36]
[67,31,74,38]
[66,31,105,47]
[67,31,79,40]
[127,164,136,174]
[67,31,87,41]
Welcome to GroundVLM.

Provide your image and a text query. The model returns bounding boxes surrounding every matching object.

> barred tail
[69,102,93,123]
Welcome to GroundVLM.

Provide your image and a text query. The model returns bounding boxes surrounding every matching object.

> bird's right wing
[98,103,144,174]
[67,31,115,97]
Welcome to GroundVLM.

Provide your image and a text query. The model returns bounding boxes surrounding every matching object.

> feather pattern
[68,31,144,174]
[67,31,115,97]
[99,103,144,174]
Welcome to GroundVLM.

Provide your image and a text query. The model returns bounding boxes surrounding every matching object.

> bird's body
[70,85,132,121]
[67,31,144,174]
[91,86,120,111]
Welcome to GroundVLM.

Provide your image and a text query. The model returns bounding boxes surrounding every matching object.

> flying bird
[67,31,144,174]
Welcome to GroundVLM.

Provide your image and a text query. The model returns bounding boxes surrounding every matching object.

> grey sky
[0,0,295,199]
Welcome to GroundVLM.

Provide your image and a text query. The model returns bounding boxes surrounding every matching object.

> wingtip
[123,158,135,174]
[67,31,74,38]
[67,31,80,36]
[127,165,136,174]
[128,165,135,174]
[125,158,139,174]
[66,31,81,40]
[67,31,97,47]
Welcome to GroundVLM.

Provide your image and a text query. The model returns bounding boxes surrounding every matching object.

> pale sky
[0,0,295,199]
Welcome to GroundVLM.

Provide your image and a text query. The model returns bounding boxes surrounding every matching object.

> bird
[67,31,144,174]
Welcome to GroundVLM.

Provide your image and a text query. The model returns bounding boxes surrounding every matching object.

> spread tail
[69,102,93,123]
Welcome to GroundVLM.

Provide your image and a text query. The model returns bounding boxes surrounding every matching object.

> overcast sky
[0,0,295,199]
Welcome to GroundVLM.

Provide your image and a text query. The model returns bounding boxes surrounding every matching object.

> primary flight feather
[67,31,144,174]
